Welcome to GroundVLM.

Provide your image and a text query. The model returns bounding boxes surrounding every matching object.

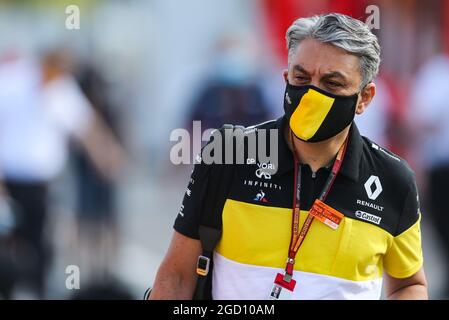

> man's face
[285,38,363,96]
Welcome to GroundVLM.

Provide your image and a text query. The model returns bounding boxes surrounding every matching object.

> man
[0,50,125,298]
[150,13,427,300]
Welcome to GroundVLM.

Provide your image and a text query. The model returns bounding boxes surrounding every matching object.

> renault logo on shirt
[364,175,383,200]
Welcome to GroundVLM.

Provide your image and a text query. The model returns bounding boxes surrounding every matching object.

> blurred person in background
[354,76,391,147]
[187,34,271,130]
[409,53,449,298]
[0,52,54,298]
[0,184,20,299]
[72,59,126,287]
[354,73,411,158]
[0,48,125,298]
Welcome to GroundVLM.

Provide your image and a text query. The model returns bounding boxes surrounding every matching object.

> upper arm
[159,230,202,277]
[384,176,423,278]
[383,172,427,298]
[149,231,201,300]
[151,153,212,299]
[384,266,428,299]
[152,128,229,298]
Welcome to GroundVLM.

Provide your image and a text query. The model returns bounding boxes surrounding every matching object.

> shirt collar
[275,116,363,182]
[339,122,363,182]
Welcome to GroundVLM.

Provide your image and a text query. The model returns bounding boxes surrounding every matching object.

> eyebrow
[293,64,309,75]
[322,71,347,80]
[292,64,348,81]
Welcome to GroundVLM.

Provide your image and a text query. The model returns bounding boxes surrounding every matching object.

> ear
[282,69,288,84]
[356,82,376,115]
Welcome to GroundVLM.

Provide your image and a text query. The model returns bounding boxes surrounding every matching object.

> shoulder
[361,136,415,186]
[360,136,420,236]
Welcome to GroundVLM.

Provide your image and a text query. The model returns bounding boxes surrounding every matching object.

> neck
[285,126,351,173]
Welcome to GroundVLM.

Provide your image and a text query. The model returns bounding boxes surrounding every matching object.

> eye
[326,81,343,88]
[295,76,309,82]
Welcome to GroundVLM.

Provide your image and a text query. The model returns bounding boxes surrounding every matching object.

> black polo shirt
[174,116,423,300]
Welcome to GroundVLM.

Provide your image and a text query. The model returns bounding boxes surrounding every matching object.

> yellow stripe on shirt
[216,199,394,282]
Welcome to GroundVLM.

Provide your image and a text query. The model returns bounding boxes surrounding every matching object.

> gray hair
[286,13,381,88]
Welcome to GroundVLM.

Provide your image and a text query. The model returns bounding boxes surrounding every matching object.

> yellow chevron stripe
[290,89,334,140]
[215,199,397,281]
[383,216,423,278]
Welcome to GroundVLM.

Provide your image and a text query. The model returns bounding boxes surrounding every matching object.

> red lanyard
[283,134,348,282]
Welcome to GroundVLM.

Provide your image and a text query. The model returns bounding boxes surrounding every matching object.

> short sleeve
[173,156,211,239]
[383,179,423,278]
[44,76,93,138]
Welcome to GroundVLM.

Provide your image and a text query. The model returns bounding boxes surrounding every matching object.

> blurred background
[0,0,448,299]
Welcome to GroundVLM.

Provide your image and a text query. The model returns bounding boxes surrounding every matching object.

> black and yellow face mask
[284,83,359,142]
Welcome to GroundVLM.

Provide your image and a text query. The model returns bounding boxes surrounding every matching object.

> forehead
[290,38,361,80]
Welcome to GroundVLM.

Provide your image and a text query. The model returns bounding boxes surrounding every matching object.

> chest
[218,163,397,280]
